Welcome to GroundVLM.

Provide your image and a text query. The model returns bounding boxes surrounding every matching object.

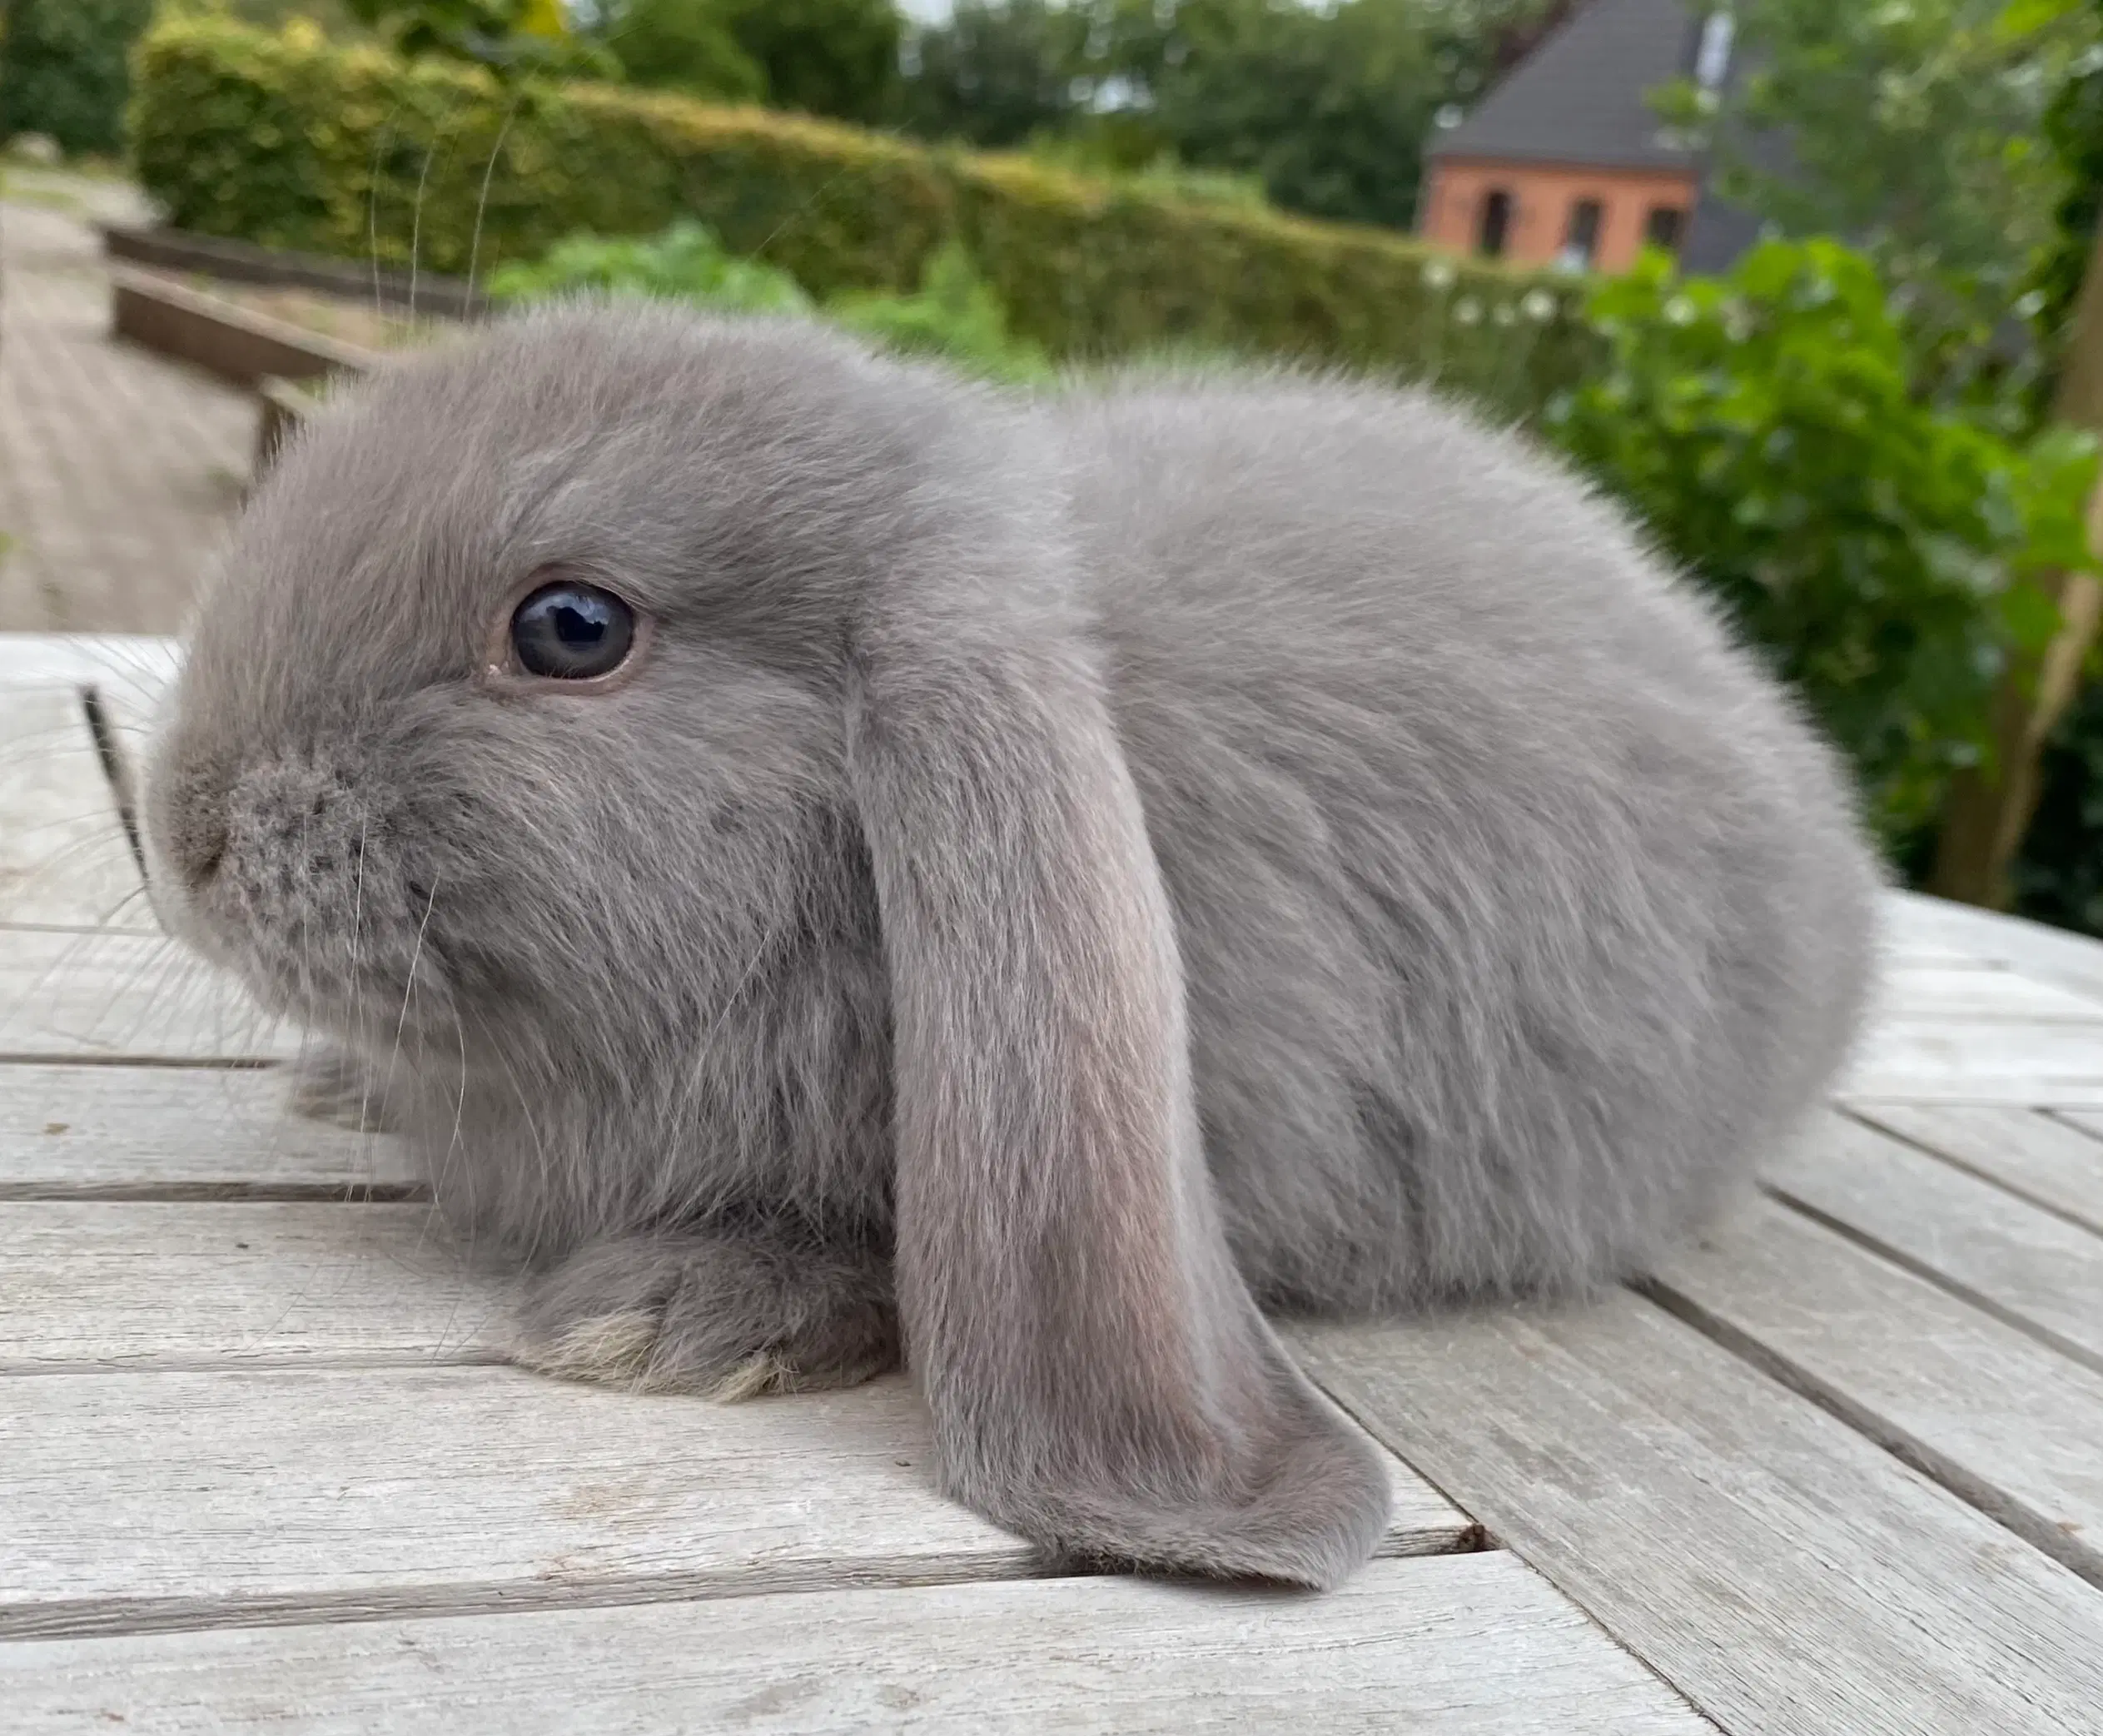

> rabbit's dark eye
[510,582,636,681]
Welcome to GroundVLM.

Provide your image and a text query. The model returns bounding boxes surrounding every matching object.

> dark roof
[1429,0,1703,173]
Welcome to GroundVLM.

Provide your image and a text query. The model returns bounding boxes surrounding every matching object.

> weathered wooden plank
[1871,962,2103,1022]
[0,633,181,703]
[1879,944,2009,969]
[0,1201,491,1371]
[1764,1111,2103,1370]
[1647,1193,2103,1587]
[1883,888,2103,1012]
[0,1063,420,1198]
[0,927,290,1063]
[0,1366,1470,1639]
[2045,1110,2103,1201]
[0,1551,1713,1736]
[1290,1295,2103,1736]
[0,685,147,929]
[1837,1016,2103,1104]
[1849,1102,2103,1236]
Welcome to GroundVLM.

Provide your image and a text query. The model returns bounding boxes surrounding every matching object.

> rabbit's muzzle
[163,753,453,1041]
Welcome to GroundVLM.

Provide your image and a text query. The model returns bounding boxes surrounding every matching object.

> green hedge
[0,0,156,157]
[128,16,1598,418]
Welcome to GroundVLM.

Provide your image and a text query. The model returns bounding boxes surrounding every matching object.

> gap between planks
[1759,1110,2103,1378]
[1637,1199,2103,1591]
[0,1365,1477,1643]
[0,1552,1713,1736]
[1291,1288,2103,1736]
[1842,1102,2103,1238]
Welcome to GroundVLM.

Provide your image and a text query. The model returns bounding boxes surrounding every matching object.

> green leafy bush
[490,221,1052,385]
[0,0,155,157]
[1022,134,1270,211]
[127,15,1598,420]
[828,239,1052,383]
[342,0,608,77]
[487,218,811,312]
[1548,240,2101,848]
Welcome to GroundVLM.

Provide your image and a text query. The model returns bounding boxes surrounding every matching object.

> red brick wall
[1419,157,1699,274]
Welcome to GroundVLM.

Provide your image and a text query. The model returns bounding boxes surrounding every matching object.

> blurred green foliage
[2001,0,2103,932]
[2016,675,2103,931]
[1653,0,2098,424]
[713,0,899,124]
[487,217,813,311]
[341,0,605,77]
[896,0,1561,231]
[490,218,1052,382]
[585,0,763,102]
[131,14,1596,418]
[0,0,156,156]
[1549,239,2101,848]
[828,237,1052,381]
[578,0,897,119]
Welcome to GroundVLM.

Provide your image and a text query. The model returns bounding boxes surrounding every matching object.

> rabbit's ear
[846,603,1391,1587]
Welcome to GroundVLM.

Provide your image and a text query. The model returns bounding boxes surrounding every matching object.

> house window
[1478,188,1513,258]
[1644,205,1687,254]
[1559,198,1603,271]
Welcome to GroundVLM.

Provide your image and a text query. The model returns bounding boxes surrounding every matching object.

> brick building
[1418,0,1743,275]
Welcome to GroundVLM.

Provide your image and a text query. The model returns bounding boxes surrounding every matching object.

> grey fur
[142,301,1879,1589]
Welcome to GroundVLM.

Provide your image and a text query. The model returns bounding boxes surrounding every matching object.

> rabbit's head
[144,301,1390,1587]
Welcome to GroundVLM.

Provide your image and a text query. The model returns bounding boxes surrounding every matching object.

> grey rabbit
[142,301,1879,1589]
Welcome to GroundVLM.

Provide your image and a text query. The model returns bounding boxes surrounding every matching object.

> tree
[343,0,604,76]
[898,0,1552,231]
[1666,0,2092,351]
[589,0,764,101]
[0,0,157,157]
[895,0,1086,148]
[1142,0,1444,229]
[717,0,901,124]
[1936,0,2103,909]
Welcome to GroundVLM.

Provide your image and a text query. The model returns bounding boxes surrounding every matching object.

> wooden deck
[2,632,2101,1734]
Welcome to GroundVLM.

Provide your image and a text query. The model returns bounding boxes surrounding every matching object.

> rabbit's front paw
[285,1044,395,1133]
[510,1229,898,1400]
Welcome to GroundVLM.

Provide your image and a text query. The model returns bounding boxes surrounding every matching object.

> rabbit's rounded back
[1056,376,1878,1309]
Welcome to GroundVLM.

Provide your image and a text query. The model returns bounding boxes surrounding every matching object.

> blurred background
[2,0,2103,931]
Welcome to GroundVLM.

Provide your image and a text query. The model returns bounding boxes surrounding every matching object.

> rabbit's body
[1059,383,1877,1310]
[143,306,1877,1589]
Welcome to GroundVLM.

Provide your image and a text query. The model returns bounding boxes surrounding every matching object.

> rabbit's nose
[142,753,232,894]
[176,813,229,893]
[226,759,360,883]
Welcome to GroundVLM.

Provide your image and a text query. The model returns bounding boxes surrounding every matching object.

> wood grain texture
[0,1063,420,1198]
[1849,1102,2103,1235]
[0,633,181,699]
[1290,1295,2103,1736]
[0,927,290,1062]
[1647,1194,2103,1587]
[0,1552,1714,1736]
[0,1366,1471,1639]
[0,686,147,929]
[0,1201,496,1370]
[1837,1016,2103,1104]
[1764,1111,2103,1370]
[1884,888,2103,1012]
[1871,962,2103,1022]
